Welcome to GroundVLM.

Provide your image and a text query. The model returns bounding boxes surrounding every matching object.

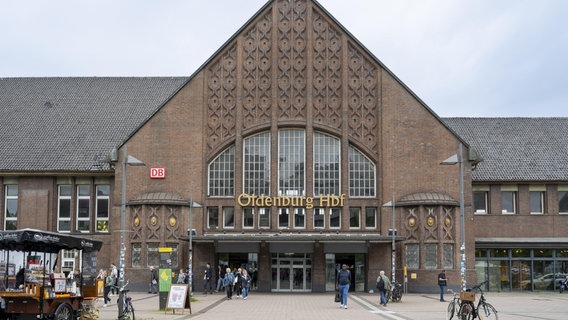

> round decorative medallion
[408,217,416,227]
[169,217,177,227]
[445,217,452,228]
[427,216,435,227]
[133,216,140,227]
[150,216,158,226]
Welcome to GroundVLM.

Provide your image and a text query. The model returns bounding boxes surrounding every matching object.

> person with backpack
[223,267,235,300]
[335,264,351,309]
[376,270,392,306]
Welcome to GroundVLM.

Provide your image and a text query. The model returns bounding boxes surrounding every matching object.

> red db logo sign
[150,166,166,179]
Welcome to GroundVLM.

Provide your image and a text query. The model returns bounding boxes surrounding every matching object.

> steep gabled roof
[443,118,568,182]
[0,77,187,173]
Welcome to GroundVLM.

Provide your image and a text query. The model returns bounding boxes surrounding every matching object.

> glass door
[271,254,311,292]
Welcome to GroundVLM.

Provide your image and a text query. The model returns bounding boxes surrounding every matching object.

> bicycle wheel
[458,302,475,320]
[477,302,498,320]
[446,301,456,320]
[122,301,135,320]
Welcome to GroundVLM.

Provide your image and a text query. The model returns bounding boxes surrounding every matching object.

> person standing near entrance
[203,262,213,294]
[377,270,392,306]
[336,264,351,309]
[223,267,235,300]
[438,270,447,301]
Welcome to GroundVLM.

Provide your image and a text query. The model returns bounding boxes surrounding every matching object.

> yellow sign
[159,247,173,253]
[237,193,346,209]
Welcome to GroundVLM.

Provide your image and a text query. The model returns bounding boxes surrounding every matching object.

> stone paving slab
[96,290,568,320]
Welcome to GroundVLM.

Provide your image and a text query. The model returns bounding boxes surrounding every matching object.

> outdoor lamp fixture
[382,199,396,284]
[188,198,203,296]
[441,142,466,292]
[120,146,145,288]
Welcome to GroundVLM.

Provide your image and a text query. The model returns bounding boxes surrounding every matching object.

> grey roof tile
[443,118,568,182]
[0,77,187,173]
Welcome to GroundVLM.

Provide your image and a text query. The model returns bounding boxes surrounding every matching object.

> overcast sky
[2,0,567,117]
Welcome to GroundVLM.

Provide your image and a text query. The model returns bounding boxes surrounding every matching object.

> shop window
[243,132,270,195]
[96,185,110,232]
[294,208,305,228]
[424,244,438,269]
[278,129,305,197]
[313,132,340,196]
[473,191,488,213]
[132,243,141,267]
[349,207,361,229]
[279,207,289,228]
[530,191,544,214]
[314,208,325,228]
[166,242,179,268]
[406,243,419,269]
[208,145,235,197]
[223,207,235,228]
[76,185,91,232]
[243,207,254,228]
[208,207,219,229]
[348,146,376,197]
[558,191,568,214]
[329,208,341,228]
[258,207,271,228]
[58,185,72,232]
[4,185,18,230]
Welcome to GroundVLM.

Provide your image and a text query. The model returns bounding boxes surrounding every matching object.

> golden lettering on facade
[237,193,346,209]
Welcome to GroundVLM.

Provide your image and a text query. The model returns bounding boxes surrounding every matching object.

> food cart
[0,229,103,320]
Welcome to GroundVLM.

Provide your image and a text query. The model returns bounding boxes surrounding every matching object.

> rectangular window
[443,244,454,269]
[406,243,419,269]
[313,132,340,195]
[258,207,270,228]
[132,243,141,267]
[147,243,159,268]
[77,185,91,232]
[329,208,340,228]
[278,129,305,197]
[58,185,72,232]
[243,207,254,228]
[501,190,517,214]
[223,207,235,228]
[294,208,305,228]
[61,250,77,273]
[4,185,18,230]
[424,244,438,269]
[208,207,219,229]
[314,208,325,228]
[530,191,544,214]
[166,242,179,268]
[349,207,361,229]
[365,207,376,229]
[96,185,110,232]
[243,133,270,195]
[559,190,568,214]
[473,191,488,213]
[279,208,289,228]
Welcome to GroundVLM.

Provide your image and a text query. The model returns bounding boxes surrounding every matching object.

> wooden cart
[0,229,103,320]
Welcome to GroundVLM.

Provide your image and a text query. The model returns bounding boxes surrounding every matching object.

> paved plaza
[97,290,568,320]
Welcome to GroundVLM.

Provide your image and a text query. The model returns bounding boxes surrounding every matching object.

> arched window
[243,132,271,195]
[208,146,235,196]
[313,132,340,196]
[348,146,376,197]
[278,129,305,196]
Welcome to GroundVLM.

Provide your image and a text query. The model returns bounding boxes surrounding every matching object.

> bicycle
[457,281,498,320]
[114,280,135,320]
[446,289,461,320]
[387,281,403,302]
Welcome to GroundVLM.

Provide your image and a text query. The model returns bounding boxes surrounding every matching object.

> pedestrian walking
[336,264,351,309]
[377,270,392,306]
[241,269,252,300]
[203,262,213,294]
[223,267,235,300]
[148,266,158,294]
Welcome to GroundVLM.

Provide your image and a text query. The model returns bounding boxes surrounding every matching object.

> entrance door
[271,255,311,292]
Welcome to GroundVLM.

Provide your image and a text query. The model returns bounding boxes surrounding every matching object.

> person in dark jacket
[203,262,213,294]
[438,270,447,302]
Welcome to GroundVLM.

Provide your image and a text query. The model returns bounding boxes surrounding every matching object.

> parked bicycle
[114,280,135,320]
[386,281,403,302]
[446,288,460,320]
[457,281,498,320]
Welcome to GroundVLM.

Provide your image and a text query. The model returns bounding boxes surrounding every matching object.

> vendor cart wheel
[54,303,74,320]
